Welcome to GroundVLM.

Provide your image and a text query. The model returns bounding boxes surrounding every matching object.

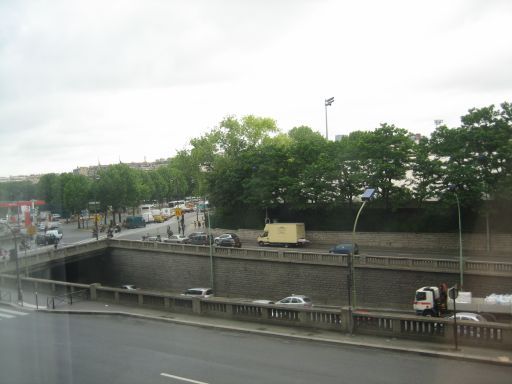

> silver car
[181,288,214,298]
[276,295,313,308]
[448,312,487,322]
[163,234,189,244]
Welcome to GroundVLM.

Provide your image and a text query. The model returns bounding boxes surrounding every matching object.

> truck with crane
[414,284,512,321]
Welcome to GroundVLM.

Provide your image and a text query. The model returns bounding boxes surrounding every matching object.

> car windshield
[0,2,510,384]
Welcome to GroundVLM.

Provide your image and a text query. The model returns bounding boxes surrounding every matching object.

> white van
[142,212,154,223]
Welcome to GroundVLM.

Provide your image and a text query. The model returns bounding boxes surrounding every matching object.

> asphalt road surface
[5,213,510,262]
[0,310,511,384]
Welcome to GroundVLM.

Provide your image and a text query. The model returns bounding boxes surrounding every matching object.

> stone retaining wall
[229,229,512,253]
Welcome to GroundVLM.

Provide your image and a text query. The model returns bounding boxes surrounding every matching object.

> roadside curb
[32,307,512,367]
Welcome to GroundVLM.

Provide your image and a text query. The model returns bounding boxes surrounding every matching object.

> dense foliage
[1,103,511,232]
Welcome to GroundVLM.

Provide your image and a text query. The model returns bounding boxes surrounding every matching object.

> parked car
[188,233,214,245]
[275,295,313,307]
[214,233,237,244]
[447,312,487,322]
[188,231,206,238]
[153,214,165,223]
[163,234,189,244]
[215,233,242,248]
[45,229,63,240]
[181,288,213,298]
[36,232,60,245]
[329,243,359,255]
[142,234,162,242]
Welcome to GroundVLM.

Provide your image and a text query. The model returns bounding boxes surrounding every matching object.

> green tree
[358,124,413,209]
[63,174,91,228]
[97,164,140,224]
[410,136,443,205]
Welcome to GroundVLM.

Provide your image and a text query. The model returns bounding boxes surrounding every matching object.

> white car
[276,295,313,307]
[163,234,189,244]
[181,288,213,298]
[120,285,138,290]
[45,229,63,240]
[448,312,487,322]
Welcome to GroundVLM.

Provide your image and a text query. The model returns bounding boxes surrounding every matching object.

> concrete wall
[3,274,511,349]
[57,247,512,309]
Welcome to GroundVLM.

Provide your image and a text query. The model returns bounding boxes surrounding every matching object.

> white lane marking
[0,307,29,316]
[160,373,209,384]
[0,312,15,319]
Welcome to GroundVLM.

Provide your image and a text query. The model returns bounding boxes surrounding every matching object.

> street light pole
[325,97,334,140]
[94,176,100,241]
[349,188,375,307]
[454,193,463,289]
[448,185,463,289]
[205,199,214,290]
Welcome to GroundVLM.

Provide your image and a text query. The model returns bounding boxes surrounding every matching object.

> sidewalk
[3,291,512,367]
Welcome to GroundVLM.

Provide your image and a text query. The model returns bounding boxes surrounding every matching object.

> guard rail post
[339,307,351,333]
[89,283,100,301]
[192,298,202,315]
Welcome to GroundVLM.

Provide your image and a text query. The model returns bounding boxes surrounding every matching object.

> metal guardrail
[46,289,89,309]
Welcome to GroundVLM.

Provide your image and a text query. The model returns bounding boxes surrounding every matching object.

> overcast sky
[1,0,511,177]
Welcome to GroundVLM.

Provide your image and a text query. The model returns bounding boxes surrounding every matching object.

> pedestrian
[197,220,201,228]
[194,221,197,229]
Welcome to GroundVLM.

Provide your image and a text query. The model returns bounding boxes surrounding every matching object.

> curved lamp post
[324,97,334,140]
[1,222,22,303]
[350,188,376,308]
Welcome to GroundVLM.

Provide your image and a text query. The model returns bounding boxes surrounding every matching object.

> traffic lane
[35,218,505,262]
[242,243,508,261]
[1,313,511,384]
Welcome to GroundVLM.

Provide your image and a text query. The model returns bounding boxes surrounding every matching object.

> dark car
[329,243,359,255]
[36,233,60,246]
[216,233,242,248]
[188,233,214,245]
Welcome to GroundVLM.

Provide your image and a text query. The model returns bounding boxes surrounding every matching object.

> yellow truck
[257,223,310,248]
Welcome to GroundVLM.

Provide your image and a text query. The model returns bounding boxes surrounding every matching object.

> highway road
[3,213,510,262]
[1,309,510,384]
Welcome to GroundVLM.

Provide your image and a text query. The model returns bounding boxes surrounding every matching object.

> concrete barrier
[2,274,510,350]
